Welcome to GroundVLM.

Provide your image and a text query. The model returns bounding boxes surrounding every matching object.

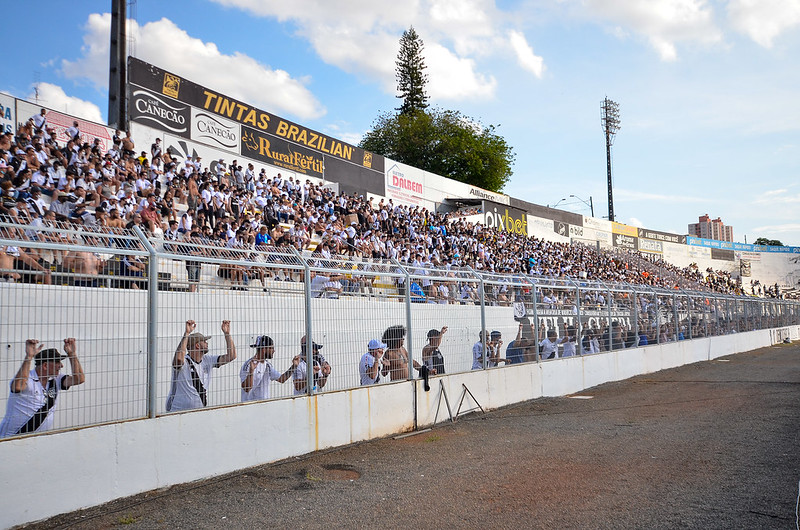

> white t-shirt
[240,358,282,402]
[0,371,67,437]
[359,352,381,386]
[165,354,221,412]
[539,338,559,359]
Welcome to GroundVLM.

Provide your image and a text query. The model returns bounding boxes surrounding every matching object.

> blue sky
[2,0,799,245]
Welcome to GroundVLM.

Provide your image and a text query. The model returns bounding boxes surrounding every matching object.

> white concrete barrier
[0,325,797,527]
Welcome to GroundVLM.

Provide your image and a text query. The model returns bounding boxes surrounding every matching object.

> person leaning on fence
[359,339,389,386]
[240,335,299,402]
[293,336,331,395]
[422,327,448,375]
[166,320,237,412]
[0,338,85,438]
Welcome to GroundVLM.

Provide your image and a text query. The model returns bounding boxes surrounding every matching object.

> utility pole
[601,97,620,222]
[108,0,127,129]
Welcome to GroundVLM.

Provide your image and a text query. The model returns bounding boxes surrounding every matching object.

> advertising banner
[241,126,323,178]
[583,216,612,232]
[613,232,637,250]
[127,57,383,175]
[128,87,191,138]
[637,227,686,244]
[191,107,239,152]
[636,238,664,254]
[553,220,570,238]
[0,93,15,134]
[612,221,638,237]
[710,248,735,261]
[385,162,424,206]
[16,100,116,151]
[687,236,800,254]
[468,186,509,205]
[484,202,528,236]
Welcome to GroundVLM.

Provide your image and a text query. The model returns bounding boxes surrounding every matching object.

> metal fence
[1,219,798,439]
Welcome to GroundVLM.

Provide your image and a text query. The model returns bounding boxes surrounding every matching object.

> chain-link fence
[1,219,798,439]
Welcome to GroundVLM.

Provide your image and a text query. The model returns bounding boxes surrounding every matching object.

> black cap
[250,335,274,348]
[34,348,66,365]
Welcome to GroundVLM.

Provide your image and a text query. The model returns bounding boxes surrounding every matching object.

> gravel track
[25,343,800,529]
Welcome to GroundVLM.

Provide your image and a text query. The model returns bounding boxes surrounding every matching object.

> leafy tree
[754,237,783,246]
[360,27,515,192]
[360,109,515,192]
[395,26,429,115]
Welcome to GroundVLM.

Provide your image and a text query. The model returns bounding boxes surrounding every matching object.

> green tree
[361,27,515,192]
[754,237,783,246]
[396,26,429,115]
[360,109,515,192]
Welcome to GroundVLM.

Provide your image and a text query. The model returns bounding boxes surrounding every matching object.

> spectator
[293,337,331,395]
[0,338,85,437]
[359,339,388,386]
[240,335,299,402]
[422,327,448,374]
[166,320,237,412]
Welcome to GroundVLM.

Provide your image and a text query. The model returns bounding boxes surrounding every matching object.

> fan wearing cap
[0,338,85,438]
[165,320,237,412]
[293,336,331,395]
[471,330,510,370]
[240,335,300,402]
[359,339,389,386]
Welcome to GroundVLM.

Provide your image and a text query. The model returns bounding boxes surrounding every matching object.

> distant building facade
[688,214,734,242]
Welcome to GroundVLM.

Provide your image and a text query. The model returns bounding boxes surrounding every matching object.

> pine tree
[396,26,429,115]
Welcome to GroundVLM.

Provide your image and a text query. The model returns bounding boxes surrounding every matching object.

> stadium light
[570,194,594,217]
[601,97,620,222]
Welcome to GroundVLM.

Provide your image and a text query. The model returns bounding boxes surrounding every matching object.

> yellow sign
[612,222,637,237]
[162,73,180,99]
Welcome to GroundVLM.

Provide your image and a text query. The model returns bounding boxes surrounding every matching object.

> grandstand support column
[134,226,159,418]
[108,0,127,129]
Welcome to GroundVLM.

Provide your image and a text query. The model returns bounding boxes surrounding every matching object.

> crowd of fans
[0,108,788,300]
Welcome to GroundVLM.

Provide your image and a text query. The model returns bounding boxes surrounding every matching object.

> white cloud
[750,223,800,234]
[752,188,800,205]
[581,0,723,61]
[210,0,522,102]
[628,217,646,227]
[61,13,325,120]
[616,189,707,203]
[727,0,800,48]
[28,83,103,123]
[508,31,545,78]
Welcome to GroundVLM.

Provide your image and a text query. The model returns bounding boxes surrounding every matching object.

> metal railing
[0,220,798,439]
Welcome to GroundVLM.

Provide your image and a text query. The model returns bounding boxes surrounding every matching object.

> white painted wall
[2,325,795,527]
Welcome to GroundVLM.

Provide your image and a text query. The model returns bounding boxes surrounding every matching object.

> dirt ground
[24,343,800,529]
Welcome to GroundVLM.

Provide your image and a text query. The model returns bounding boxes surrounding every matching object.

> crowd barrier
[1,221,799,525]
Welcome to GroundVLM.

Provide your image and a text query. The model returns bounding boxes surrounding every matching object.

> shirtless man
[63,247,105,287]
[381,324,424,381]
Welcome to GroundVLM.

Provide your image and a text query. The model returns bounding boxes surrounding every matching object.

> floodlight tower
[601,97,620,221]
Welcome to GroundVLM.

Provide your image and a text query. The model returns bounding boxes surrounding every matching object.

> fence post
[292,248,314,396]
[391,258,415,428]
[472,268,487,369]
[133,226,159,419]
